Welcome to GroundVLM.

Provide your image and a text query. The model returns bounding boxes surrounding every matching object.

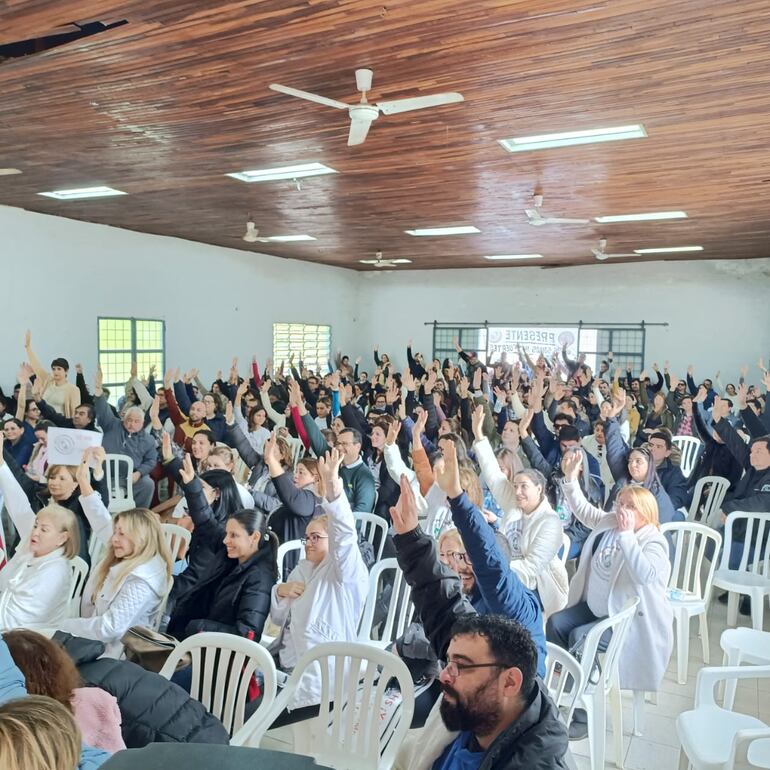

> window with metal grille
[272,323,332,375]
[97,317,165,405]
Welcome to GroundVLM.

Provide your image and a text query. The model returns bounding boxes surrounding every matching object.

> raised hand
[94,366,104,395]
[736,382,749,408]
[179,453,196,484]
[16,362,33,385]
[385,419,401,446]
[224,400,234,426]
[236,380,249,398]
[711,395,730,422]
[24,329,31,349]
[740,364,749,379]
[75,452,93,490]
[457,376,470,399]
[561,448,584,481]
[412,408,428,446]
[652,362,659,372]
[161,431,174,462]
[472,367,482,392]
[385,380,399,405]
[435,440,463,498]
[390,475,420,535]
[317,447,343,502]
[610,388,626,418]
[424,369,437,394]
[471,403,486,441]
[149,395,161,425]
[518,408,534,438]
[329,371,340,391]
[263,433,282,468]
[668,372,680,391]
[693,385,708,404]
[131,360,138,379]
[687,364,694,376]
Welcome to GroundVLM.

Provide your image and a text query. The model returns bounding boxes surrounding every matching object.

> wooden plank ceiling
[1,0,770,270]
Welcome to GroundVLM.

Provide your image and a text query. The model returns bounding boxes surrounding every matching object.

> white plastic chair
[87,531,108,566]
[161,522,191,561]
[712,511,770,631]
[284,436,305,470]
[688,476,731,526]
[158,632,277,746]
[578,597,640,770]
[544,642,585,726]
[358,558,414,648]
[276,538,304,583]
[676,664,770,770]
[249,641,415,770]
[354,512,389,563]
[720,628,770,711]
[672,436,703,480]
[104,453,136,513]
[67,556,89,618]
[662,522,722,684]
[560,530,571,566]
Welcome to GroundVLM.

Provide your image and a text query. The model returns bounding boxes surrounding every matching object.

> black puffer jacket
[56,633,230,747]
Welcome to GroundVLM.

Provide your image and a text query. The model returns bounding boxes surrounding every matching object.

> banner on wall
[486,326,579,363]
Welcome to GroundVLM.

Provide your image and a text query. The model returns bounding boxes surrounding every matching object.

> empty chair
[358,558,414,648]
[544,642,585,726]
[662,522,722,684]
[249,641,415,770]
[68,556,89,618]
[720,628,770,711]
[676,664,770,770]
[161,522,192,562]
[158,631,277,746]
[104,453,136,513]
[712,511,770,631]
[354,512,389,563]
[688,476,730,526]
[672,436,703,480]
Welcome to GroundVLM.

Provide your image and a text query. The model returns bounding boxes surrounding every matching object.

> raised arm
[711,396,750,466]
[76,452,116,546]
[0,439,36,542]
[560,450,617,530]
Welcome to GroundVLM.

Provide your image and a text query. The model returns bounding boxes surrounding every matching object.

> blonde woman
[57,450,173,658]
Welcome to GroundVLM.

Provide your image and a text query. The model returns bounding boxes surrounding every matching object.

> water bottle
[667,588,685,601]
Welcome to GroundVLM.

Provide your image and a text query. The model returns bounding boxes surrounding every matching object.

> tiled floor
[568,597,770,769]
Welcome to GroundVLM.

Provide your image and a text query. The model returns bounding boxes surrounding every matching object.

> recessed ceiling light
[405,226,480,236]
[0,168,22,176]
[484,254,543,261]
[226,163,337,183]
[38,186,126,200]
[499,124,646,153]
[633,246,703,254]
[262,234,316,242]
[595,211,687,223]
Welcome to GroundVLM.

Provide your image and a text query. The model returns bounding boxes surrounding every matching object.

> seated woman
[171,455,276,640]
[546,450,673,736]
[268,449,369,724]
[472,406,568,616]
[2,419,35,468]
[57,451,173,658]
[3,630,125,754]
[25,420,53,483]
[0,439,80,630]
[233,381,271,453]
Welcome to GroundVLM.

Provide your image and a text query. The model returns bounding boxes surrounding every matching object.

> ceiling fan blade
[525,208,546,226]
[605,253,637,258]
[269,83,349,110]
[542,217,591,225]
[348,117,372,146]
[377,92,464,115]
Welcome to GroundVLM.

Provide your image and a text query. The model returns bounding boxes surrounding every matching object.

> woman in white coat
[268,448,369,724]
[546,450,673,698]
[57,449,173,658]
[471,406,568,616]
[0,437,80,630]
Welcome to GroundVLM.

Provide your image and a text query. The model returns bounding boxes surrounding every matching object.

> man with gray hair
[93,368,157,507]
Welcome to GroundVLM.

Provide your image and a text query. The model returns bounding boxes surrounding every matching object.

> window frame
[272,322,332,375]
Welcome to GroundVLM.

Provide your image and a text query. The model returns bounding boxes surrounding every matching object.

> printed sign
[47,427,103,466]
[486,326,579,363]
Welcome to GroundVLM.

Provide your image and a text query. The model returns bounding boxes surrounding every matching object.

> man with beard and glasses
[390,470,569,770]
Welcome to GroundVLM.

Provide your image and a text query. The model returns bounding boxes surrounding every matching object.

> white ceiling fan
[359,251,411,267]
[269,69,464,146]
[591,238,637,260]
[525,194,590,227]
[242,219,261,243]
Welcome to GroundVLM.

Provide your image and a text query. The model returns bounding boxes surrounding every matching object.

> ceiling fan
[242,219,261,243]
[269,69,464,146]
[591,238,637,260]
[525,194,590,227]
[359,251,411,267]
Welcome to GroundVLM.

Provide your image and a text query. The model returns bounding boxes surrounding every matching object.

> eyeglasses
[439,550,470,564]
[442,660,506,679]
[300,533,329,545]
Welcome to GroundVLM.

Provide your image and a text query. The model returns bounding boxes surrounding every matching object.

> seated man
[647,430,690,510]
[390,467,568,770]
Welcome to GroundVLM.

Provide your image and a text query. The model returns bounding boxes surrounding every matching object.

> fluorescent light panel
[263,234,316,242]
[38,186,126,200]
[499,124,646,153]
[0,168,22,176]
[226,163,337,183]
[633,246,703,254]
[595,211,687,223]
[405,226,480,236]
[484,254,543,261]
[360,259,412,265]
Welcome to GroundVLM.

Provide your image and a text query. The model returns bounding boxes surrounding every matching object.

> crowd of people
[0,329,768,769]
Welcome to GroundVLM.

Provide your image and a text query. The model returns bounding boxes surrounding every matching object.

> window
[98,317,165,405]
[272,323,331,374]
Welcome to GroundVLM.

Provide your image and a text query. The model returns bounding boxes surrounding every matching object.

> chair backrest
[358,558,415,646]
[276,538,305,583]
[157,632,277,743]
[662,522,722,602]
[104,453,135,513]
[687,475,730,525]
[251,641,415,770]
[719,511,770,576]
[559,531,571,565]
[284,436,305,470]
[544,642,585,725]
[581,597,640,695]
[161,522,192,561]
[88,532,108,567]
[671,436,703,479]
[353,512,389,563]
[68,556,89,617]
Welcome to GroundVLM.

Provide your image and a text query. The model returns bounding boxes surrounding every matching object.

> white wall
[2,205,768,390]
[0,205,361,389]
[356,261,770,382]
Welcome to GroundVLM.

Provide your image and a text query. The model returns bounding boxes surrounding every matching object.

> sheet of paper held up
[47,427,103,466]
